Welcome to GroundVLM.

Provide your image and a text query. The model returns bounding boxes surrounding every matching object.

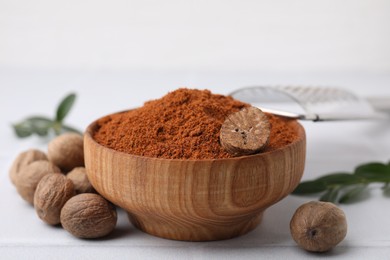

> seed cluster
[9,133,117,239]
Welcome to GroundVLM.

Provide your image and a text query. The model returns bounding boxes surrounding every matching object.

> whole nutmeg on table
[9,149,48,185]
[290,201,348,252]
[61,193,117,239]
[15,160,61,204]
[34,173,76,225]
[66,167,95,194]
[48,133,84,172]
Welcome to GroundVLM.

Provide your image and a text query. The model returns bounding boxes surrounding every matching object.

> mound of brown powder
[93,88,299,159]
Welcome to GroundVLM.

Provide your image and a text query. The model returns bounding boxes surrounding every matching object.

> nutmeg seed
[9,149,47,186]
[48,133,84,172]
[15,160,61,205]
[60,193,117,239]
[34,173,75,225]
[290,201,347,252]
[67,167,95,194]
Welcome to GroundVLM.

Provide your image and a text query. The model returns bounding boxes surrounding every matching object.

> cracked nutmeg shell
[220,106,270,156]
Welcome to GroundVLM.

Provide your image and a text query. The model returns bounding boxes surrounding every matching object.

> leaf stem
[61,124,82,135]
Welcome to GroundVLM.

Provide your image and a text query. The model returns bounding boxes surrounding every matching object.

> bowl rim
[84,110,306,163]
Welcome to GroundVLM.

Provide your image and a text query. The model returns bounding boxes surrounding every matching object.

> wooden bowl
[84,113,306,241]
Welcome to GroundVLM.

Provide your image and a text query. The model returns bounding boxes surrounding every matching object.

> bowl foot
[128,211,263,241]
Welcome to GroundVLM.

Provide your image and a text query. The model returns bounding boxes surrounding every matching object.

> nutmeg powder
[93,88,299,159]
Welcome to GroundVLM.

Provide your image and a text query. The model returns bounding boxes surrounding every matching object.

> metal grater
[229,86,389,121]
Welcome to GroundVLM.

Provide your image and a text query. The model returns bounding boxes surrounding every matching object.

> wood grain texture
[84,114,306,241]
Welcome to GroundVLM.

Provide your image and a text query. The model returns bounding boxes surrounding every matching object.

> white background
[1,0,390,73]
[1,1,390,259]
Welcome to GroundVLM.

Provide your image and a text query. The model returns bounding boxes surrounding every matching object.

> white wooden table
[1,69,390,259]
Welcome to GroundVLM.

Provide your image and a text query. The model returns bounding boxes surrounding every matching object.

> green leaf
[13,123,33,137]
[12,93,80,140]
[292,180,327,194]
[26,116,53,122]
[56,93,76,122]
[320,187,340,203]
[355,162,390,182]
[316,173,362,186]
[292,160,390,204]
[339,185,367,204]
[33,124,50,136]
[28,117,53,136]
[12,116,53,138]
